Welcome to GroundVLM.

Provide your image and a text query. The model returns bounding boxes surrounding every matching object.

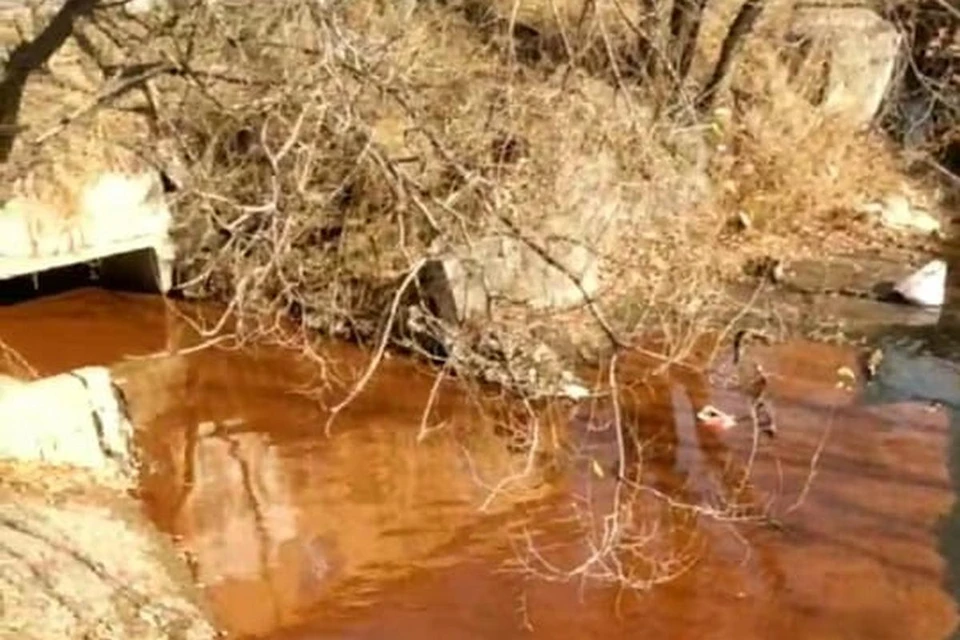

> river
[0,287,957,639]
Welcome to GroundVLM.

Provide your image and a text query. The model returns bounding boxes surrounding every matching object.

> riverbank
[2,0,952,398]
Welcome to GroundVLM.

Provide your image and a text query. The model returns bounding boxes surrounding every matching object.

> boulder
[418,151,625,324]
[420,236,599,324]
[787,7,901,127]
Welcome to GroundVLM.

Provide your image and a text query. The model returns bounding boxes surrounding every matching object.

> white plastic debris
[894,259,947,307]
[558,370,592,401]
[559,380,592,401]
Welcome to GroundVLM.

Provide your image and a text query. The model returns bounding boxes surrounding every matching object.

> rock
[787,7,901,127]
[419,152,628,324]
[421,236,599,324]
[894,259,947,307]
[776,256,923,300]
[860,336,960,409]
[857,193,942,235]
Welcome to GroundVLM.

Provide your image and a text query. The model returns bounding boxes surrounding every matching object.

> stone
[418,152,625,325]
[857,193,942,235]
[787,7,901,127]
[777,256,924,300]
[421,236,599,324]
[860,337,960,410]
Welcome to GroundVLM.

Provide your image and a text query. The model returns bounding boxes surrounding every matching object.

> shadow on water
[858,253,960,640]
[0,288,958,639]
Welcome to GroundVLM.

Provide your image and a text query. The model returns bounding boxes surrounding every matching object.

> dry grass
[0,0,925,373]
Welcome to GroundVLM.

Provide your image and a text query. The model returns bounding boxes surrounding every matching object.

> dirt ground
[0,460,220,640]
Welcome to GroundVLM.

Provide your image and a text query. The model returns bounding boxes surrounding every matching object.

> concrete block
[0,367,137,480]
[0,169,175,294]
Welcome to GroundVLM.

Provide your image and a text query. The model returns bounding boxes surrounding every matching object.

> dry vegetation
[1,0,938,388]
[1,0,958,603]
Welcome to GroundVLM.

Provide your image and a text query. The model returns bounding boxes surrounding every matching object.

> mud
[1,288,959,639]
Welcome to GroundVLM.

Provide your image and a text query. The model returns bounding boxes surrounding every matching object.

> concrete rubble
[0,367,137,481]
[0,363,222,639]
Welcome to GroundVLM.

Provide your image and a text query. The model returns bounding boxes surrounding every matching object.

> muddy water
[1,288,959,639]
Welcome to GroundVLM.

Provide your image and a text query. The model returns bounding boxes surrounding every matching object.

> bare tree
[0,0,100,162]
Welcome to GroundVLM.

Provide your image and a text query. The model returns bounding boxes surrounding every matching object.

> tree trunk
[0,0,100,163]
[668,0,709,85]
[695,0,766,112]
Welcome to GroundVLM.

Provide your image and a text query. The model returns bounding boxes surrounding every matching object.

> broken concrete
[0,367,138,483]
[856,193,943,236]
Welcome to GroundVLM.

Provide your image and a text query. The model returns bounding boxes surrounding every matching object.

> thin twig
[323,258,426,436]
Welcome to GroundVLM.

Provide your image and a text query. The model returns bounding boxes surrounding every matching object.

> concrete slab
[0,235,175,294]
[0,168,176,295]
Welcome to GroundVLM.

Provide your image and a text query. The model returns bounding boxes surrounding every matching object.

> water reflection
[131,341,558,638]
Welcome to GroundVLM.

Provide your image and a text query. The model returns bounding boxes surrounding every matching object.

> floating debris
[697,405,737,431]
[197,421,217,438]
[590,458,605,479]
[836,366,857,391]
[865,348,883,381]
[753,397,777,438]
[559,381,592,401]
[733,329,773,364]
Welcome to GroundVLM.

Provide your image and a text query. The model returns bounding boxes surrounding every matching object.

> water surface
[1,288,957,639]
